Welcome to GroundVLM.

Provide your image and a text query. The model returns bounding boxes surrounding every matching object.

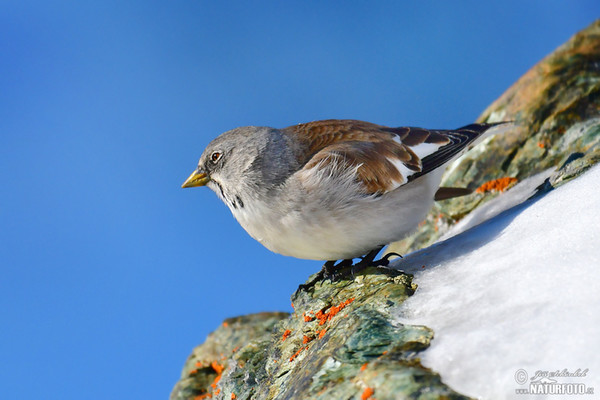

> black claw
[296,248,404,293]
[296,269,324,293]
[372,252,403,267]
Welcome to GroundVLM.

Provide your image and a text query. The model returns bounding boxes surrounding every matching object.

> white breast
[227,168,443,261]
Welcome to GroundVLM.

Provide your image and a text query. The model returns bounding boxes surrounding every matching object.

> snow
[393,165,600,399]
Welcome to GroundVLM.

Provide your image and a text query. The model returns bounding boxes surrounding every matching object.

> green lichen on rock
[171,268,471,400]
[170,312,289,400]
[390,19,600,255]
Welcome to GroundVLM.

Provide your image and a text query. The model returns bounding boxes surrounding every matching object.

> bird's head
[182,126,297,206]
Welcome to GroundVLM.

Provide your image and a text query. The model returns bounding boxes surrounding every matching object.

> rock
[172,19,600,400]
[170,312,289,400]
[171,268,470,400]
[389,19,600,255]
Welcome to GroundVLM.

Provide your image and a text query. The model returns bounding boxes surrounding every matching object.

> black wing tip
[407,121,512,183]
[434,186,474,201]
[457,121,514,132]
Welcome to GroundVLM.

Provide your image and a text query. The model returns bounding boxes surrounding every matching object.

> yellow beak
[181,170,211,188]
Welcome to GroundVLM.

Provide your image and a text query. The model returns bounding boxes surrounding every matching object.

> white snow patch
[392,165,600,399]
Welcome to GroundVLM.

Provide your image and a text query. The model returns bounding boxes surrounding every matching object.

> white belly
[230,171,442,261]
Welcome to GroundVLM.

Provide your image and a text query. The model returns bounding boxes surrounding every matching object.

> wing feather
[284,120,504,196]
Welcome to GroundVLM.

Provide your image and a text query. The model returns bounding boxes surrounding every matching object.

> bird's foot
[295,271,323,294]
[296,259,353,293]
[352,251,403,275]
[373,251,403,267]
[296,249,403,294]
[323,259,353,281]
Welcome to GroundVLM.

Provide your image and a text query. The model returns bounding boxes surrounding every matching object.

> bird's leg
[297,247,405,293]
[352,246,403,274]
[351,245,384,274]
[317,259,354,282]
[322,260,337,279]
[323,259,353,281]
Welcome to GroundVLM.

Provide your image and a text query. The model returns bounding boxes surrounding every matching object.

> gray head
[182,126,302,208]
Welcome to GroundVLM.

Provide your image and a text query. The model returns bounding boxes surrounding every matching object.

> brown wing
[284,120,506,196]
[283,119,451,195]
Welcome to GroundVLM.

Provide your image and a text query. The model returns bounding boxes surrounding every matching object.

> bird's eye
[210,152,222,163]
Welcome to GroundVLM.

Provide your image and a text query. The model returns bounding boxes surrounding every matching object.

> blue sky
[1,2,598,399]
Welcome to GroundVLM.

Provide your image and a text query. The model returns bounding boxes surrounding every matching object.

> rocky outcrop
[171,20,600,400]
[390,19,600,255]
[171,269,469,400]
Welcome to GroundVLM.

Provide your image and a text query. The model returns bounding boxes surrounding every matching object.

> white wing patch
[408,142,444,160]
[387,158,414,189]
[385,141,445,191]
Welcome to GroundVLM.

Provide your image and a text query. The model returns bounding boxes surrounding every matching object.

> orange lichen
[189,369,198,375]
[282,329,292,341]
[303,312,315,322]
[195,361,204,368]
[194,394,211,400]
[211,360,224,375]
[289,346,305,362]
[302,335,314,344]
[537,141,546,149]
[317,329,327,339]
[360,363,368,371]
[476,177,518,193]
[315,298,355,325]
[231,394,237,400]
[209,361,225,393]
[214,388,221,396]
[291,302,295,309]
[314,311,326,324]
[232,346,240,353]
[222,321,229,327]
[361,387,375,400]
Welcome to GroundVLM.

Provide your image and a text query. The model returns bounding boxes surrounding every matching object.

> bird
[182,119,508,279]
